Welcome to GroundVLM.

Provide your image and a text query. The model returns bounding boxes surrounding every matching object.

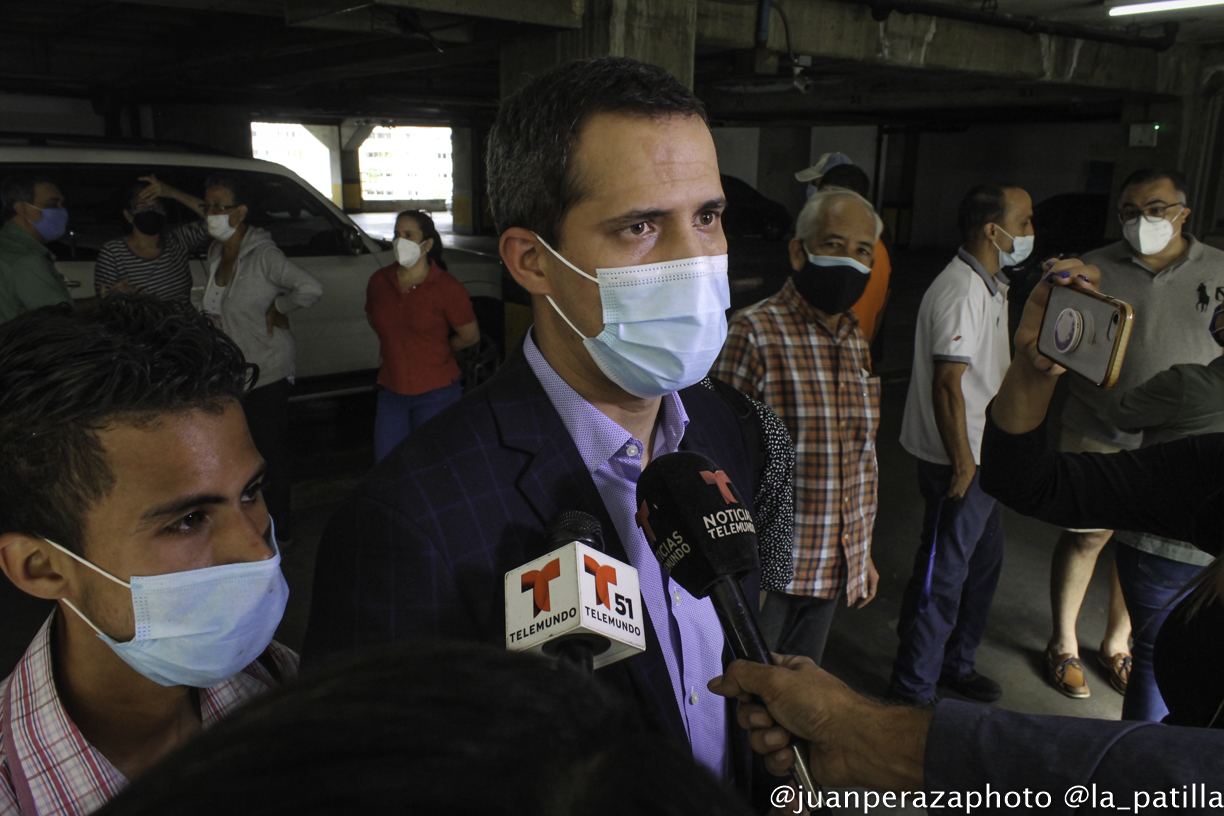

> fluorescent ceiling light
[1110,0,1224,15]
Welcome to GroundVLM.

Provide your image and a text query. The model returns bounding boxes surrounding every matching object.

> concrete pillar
[339,123,375,213]
[303,124,344,207]
[452,127,477,236]
[500,0,698,97]
[756,127,810,221]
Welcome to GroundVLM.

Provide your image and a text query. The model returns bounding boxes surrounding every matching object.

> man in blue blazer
[304,57,783,804]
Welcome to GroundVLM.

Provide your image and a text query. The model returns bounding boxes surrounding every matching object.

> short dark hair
[1120,168,1189,200]
[203,173,248,207]
[1,173,56,220]
[396,210,447,271]
[0,296,255,554]
[957,183,1014,245]
[486,56,708,247]
[818,164,871,198]
[95,643,754,816]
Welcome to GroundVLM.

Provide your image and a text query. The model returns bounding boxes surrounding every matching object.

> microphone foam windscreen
[545,510,605,551]
[635,451,760,599]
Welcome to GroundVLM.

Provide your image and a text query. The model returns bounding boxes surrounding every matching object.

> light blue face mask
[46,518,289,688]
[992,225,1034,268]
[533,234,731,399]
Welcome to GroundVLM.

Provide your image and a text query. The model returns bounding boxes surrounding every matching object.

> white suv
[0,137,504,393]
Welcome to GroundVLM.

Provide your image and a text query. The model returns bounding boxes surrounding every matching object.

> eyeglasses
[1117,202,1185,224]
[202,202,240,215]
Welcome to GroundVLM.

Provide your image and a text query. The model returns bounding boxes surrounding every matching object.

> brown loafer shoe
[1098,649,1131,695]
[1046,648,1090,698]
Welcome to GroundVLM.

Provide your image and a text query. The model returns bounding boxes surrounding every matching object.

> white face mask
[207,214,237,242]
[46,518,289,688]
[394,237,423,267]
[991,225,1034,267]
[533,234,730,399]
[1123,206,1182,256]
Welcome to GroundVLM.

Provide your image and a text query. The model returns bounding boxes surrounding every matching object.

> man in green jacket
[0,174,73,324]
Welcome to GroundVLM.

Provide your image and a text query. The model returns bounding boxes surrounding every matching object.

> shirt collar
[3,610,281,803]
[1121,233,1201,274]
[957,247,1009,295]
[523,330,688,474]
[1,220,53,260]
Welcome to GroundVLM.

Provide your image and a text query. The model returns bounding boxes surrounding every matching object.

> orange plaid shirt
[713,279,880,602]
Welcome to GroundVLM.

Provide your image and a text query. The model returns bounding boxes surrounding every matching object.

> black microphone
[635,451,821,799]
[545,509,604,552]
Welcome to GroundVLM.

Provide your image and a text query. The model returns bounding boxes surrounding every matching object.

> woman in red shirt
[366,210,479,461]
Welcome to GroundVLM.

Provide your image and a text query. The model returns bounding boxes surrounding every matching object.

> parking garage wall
[909,121,1120,248]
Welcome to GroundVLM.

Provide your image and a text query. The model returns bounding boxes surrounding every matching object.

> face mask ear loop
[40,538,130,640]
[532,233,599,283]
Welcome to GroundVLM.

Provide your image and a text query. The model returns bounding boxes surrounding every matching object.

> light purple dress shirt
[524,332,730,779]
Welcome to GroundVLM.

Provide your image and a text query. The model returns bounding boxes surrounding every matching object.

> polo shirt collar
[0,220,53,260]
[1120,234,1201,275]
[956,247,1008,296]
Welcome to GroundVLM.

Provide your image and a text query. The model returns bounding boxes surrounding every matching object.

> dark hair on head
[396,210,447,271]
[957,183,1014,246]
[203,173,248,208]
[0,295,255,555]
[96,643,753,816]
[486,56,708,248]
[1120,168,1189,200]
[819,164,871,198]
[1,173,56,220]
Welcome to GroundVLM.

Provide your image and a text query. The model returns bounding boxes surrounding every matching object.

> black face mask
[792,256,871,317]
[132,210,167,236]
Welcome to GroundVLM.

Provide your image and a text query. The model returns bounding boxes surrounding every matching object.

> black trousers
[243,377,292,541]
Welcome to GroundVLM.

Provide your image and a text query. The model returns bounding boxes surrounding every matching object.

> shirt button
[626,445,639,457]
[689,690,699,705]
[673,590,682,605]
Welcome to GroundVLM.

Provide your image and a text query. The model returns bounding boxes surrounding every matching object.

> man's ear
[788,237,807,272]
[0,533,69,601]
[500,227,553,297]
[232,204,249,227]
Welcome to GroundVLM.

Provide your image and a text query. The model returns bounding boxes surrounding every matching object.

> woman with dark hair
[199,174,323,546]
[94,175,207,303]
[365,209,479,461]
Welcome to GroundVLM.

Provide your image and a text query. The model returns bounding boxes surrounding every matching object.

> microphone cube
[505,541,646,669]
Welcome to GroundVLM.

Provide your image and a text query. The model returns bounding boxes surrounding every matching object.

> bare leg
[1049,528,1114,656]
[1101,560,1132,656]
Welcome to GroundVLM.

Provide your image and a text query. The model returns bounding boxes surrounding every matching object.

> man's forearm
[932,382,974,471]
[988,359,1060,435]
[823,696,931,793]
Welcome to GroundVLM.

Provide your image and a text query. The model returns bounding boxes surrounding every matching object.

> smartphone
[1037,285,1133,389]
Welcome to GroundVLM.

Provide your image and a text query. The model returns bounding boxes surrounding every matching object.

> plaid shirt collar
[2,611,294,815]
[779,277,861,342]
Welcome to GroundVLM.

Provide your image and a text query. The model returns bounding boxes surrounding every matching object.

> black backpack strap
[703,375,767,491]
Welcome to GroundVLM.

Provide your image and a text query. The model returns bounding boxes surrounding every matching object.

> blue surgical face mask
[533,234,731,399]
[28,204,69,242]
[991,225,1034,267]
[45,518,289,688]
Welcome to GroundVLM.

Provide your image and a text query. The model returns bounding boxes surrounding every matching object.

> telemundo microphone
[504,511,645,675]
[635,451,821,801]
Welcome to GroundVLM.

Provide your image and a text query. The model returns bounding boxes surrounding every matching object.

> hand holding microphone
[636,451,821,800]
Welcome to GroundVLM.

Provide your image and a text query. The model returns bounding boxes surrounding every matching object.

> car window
[1,162,359,259]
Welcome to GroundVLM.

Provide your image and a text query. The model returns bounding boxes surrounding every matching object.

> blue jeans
[1114,544,1204,722]
[888,461,1004,703]
[374,382,462,462]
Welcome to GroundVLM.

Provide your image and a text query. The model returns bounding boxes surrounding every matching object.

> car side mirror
[342,225,365,256]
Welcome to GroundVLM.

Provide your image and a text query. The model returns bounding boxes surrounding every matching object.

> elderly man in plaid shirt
[714,188,882,665]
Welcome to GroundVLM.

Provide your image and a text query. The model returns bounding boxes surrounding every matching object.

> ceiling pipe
[853,0,1180,51]
[755,0,772,47]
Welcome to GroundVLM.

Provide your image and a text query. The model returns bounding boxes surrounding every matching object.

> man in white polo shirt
[888,183,1035,706]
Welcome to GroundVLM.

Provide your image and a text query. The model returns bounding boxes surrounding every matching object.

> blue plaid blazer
[302,341,769,801]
